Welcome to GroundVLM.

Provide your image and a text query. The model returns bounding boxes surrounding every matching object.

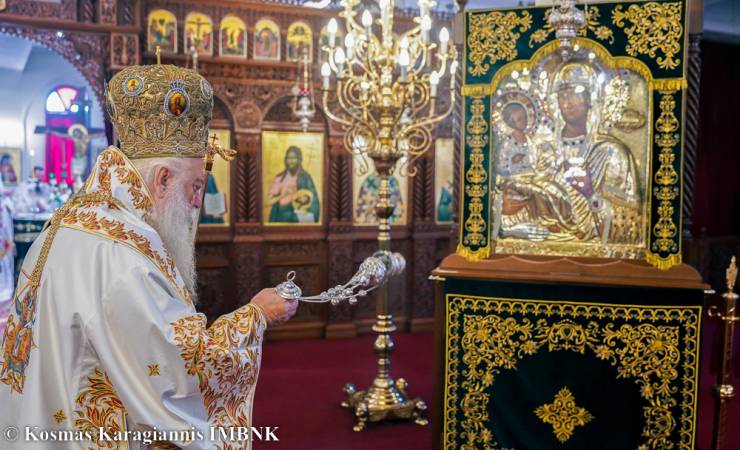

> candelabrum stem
[341,164,427,431]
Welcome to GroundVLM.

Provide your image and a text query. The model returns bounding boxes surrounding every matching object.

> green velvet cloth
[442,278,703,450]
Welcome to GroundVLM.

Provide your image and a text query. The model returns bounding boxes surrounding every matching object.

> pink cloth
[45,116,75,184]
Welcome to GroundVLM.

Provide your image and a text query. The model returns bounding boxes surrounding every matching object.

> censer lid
[275,271,303,300]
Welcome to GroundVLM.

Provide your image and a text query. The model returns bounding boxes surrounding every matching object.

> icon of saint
[268,146,320,223]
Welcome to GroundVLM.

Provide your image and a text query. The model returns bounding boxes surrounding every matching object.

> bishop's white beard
[147,188,200,303]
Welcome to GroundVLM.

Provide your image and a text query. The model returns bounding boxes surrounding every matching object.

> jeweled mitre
[107,64,214,159]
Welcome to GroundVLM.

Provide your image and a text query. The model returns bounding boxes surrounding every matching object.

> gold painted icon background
[219,15,247,58]
[352,154,408,226]
[200,128,231,227]
[254,19,281,61]
[147,9,177,53]
[435,138,455,224]
[261,131,324,226]
[184,12,214,56]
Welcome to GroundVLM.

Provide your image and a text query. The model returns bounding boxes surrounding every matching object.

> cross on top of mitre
[205,133,237,172]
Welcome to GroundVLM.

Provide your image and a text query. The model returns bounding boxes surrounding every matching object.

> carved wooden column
[98,0,117,24]
[411,153,439,332]
[233,132,264,303]
[326,135,357,338]
[684,33,701,240]
[78,0,95,23]
[119,0,137,26]
[684,0,703,267]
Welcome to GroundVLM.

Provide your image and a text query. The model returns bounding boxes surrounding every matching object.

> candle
[421,15,431,43]
[334,47,346,75]
[362,10,373,36]
[327,18,338,47]
[399,48,409,81]
[450,60,458,88]
[439,27,449,55]
[345,33,354,60]
[430,71,439,97]
[379,0,388,20]
[321,62,331,89]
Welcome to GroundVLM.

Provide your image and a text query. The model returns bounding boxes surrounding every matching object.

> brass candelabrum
[319,0,456,431]
[708,256,738,450]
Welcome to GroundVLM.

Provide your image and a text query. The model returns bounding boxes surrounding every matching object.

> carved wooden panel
[265,242,322,261]
[4,0,76,20]
[327,239,354,322]
[197,243,229,260]
[233,133,260,223]
[119,0,136,26]
[79,0,95,23]
[200,63,297,86]
[111,33,140,69]
[234,243,262,301]
[196,268,231,321]
[99,0,117,24]
[412,238,437,318]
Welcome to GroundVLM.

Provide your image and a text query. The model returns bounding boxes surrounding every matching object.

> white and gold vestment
[0,64,262,450]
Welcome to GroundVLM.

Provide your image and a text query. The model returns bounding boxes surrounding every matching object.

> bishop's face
[557,86,590,127]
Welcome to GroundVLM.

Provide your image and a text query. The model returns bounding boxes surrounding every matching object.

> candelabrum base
[341,378,428,432]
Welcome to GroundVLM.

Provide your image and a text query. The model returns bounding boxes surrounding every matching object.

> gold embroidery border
[645,89,683,270]
[462,38,686,96]
[456,96,491,260]
[464,0,691,86]
[443,294,701,450]
[612,1,684,71]
[73,367,130,450]
[465,9,534,77]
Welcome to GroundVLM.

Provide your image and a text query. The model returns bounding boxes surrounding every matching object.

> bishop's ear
[152,164,172,200]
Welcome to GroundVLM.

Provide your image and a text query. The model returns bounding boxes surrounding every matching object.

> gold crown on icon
[106,64,214,159]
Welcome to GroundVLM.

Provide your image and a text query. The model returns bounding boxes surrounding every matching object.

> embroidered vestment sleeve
[86,264,266,449]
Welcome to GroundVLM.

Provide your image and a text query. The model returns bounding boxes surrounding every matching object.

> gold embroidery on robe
[148,364,161,376]
[171,304,266,431]
[53,409,68,424]
[95,148,154,212]
[74,367,127,449]
[0,146,188,395]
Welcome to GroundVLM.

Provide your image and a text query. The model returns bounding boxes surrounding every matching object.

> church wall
[0,38,104,180]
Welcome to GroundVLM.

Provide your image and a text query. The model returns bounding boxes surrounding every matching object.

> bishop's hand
[250,288,298,327]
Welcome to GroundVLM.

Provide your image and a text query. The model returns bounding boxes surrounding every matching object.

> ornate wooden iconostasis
[138,1,456,339]
[0,0,455,340]
[432,1,710,449]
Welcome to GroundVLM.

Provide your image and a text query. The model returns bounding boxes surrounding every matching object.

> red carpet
[253,328,739,450]
[253,332,433,450]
